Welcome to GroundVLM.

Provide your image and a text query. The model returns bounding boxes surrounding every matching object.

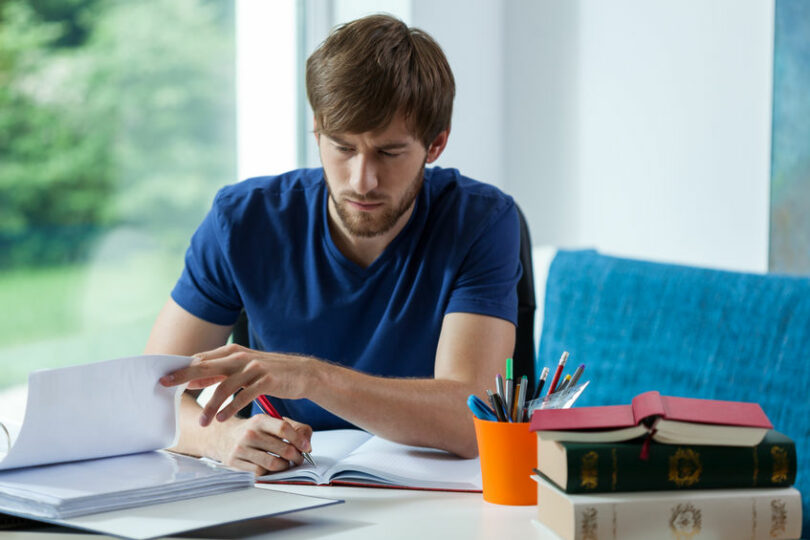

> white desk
[2,483,552,539]
[0,385,553,538]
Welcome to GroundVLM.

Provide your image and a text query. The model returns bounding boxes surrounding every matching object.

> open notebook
[258,429,482,491]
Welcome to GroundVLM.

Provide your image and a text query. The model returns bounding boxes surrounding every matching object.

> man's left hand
[159,344,318,427]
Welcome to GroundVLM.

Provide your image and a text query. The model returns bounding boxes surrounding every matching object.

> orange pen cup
[473,416,537,505]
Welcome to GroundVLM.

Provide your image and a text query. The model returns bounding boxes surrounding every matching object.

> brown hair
[306,14,455,149]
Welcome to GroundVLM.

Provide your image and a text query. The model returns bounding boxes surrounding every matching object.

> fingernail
[216,411,226,422]
[305,441,312,452]
[160,375,174,384]
[199,414,209,426]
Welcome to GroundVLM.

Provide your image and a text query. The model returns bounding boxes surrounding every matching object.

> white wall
[301,0,508,190]
[504,0,774,273]
[296,1,775,272]
[412,0,506,189]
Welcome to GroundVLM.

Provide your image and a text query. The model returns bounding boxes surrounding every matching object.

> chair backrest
[512,204,537,386]
[537,249,810,536]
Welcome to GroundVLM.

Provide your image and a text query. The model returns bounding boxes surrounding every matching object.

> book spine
[560,439,796,493]
[538,484,803,540]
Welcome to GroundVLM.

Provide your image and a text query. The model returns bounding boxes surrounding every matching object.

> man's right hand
[208,414,313,476]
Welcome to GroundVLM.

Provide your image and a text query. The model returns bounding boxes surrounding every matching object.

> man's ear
[425,128,450,164]
[313,117,320,146]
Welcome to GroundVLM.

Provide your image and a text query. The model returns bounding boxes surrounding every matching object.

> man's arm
[145,299,312,473]
[308,311,515,458]
[162,310,515,459]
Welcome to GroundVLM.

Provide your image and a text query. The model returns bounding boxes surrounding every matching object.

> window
[0,0,411,392]
[0,0,244,389]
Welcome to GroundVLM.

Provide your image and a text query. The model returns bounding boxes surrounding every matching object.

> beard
[326,163,425,238]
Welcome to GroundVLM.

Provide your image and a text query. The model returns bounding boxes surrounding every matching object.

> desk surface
[2,483,554,539]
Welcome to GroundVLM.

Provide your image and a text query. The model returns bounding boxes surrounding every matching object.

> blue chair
[537,249,810,536]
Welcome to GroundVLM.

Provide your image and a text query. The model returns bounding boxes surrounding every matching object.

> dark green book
[537,430,796,493]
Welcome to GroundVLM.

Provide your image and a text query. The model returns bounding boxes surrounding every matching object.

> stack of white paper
[0,450,253,519]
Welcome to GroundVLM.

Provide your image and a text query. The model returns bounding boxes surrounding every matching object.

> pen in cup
[515,375,528,421]
[487,390,508,422]
[555,374,572,393]
[504,358,514,421]
[568,363,586,388]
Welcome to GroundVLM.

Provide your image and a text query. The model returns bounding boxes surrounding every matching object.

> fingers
[212,374,277,424]
[159,343,250,387]
[223,417,307,474]
[275,417,313,454]
[199,368,260,426]
[284,417,314,450]
[242,420,305,466]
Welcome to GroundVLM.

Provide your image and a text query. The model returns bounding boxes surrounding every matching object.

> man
[148,14,521,475]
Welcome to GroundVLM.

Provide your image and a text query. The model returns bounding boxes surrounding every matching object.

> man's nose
[349,154,379,195]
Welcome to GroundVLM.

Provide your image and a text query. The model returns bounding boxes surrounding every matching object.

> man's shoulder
[425,167,515,219]
[212,168,323,217]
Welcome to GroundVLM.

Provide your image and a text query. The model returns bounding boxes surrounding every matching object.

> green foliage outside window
[0,0,236,268]
[0,0,236,386]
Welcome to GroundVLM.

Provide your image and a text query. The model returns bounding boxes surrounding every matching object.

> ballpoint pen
[554,374,572,393]
[546,351,569,396]
[568,364,586,388]
[254,395,316,466]
[495,374,506,408]
[511,380,521,421]
[515,375,528,421]
[487,390,507,422]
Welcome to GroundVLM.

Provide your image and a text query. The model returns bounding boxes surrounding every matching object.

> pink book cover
[529,391,772,432]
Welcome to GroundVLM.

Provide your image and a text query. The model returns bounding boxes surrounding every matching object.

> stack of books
[529,391,802,540]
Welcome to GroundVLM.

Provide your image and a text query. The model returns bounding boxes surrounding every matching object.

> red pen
[255,395,316,466]
[546,351,569,396]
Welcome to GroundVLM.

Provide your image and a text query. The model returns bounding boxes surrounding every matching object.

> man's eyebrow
[327,135,353,147]
[376,141,410,151]
[327,134,411,150]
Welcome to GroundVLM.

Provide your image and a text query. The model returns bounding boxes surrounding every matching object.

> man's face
[317,115,433,239]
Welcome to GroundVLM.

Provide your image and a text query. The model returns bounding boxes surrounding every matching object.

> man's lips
[346,200,384,211]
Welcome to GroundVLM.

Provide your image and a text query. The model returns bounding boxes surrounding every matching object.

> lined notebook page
[259,429,372,483]
[336,436,482,489]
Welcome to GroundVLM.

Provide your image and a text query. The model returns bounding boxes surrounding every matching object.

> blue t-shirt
[171,166,521,430]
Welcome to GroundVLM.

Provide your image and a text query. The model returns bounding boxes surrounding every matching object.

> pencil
[531,366,550,401]
[546,351,569,395]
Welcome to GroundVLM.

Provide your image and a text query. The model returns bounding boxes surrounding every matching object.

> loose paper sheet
[0,355,191,470]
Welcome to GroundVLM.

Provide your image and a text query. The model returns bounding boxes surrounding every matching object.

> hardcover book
[537,430,796,494]
[533,474,802,540]
[529,390,772,446]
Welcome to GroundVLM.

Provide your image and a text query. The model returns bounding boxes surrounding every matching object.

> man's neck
[326,199,415,268]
